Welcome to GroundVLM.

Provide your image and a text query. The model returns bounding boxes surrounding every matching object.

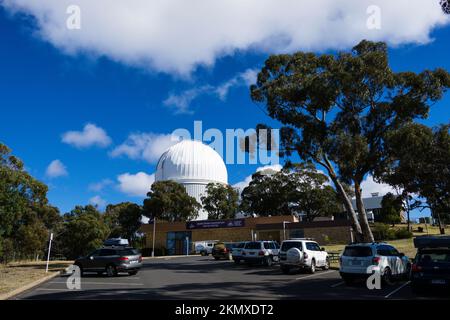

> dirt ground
[0,261,72,296]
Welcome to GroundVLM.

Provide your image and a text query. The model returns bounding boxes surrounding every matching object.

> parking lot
[11,256,449,300]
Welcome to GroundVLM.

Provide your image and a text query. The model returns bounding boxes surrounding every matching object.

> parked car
[231,241,248,264]
[212,242,237,260]
[410,236,450,293]
[339,242,410,285]
[195,240,218,256]
[74,247,142,277]
[241,241,279,266]
[279,239,329,274]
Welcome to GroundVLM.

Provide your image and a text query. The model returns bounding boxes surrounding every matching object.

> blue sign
[186,219,245,230]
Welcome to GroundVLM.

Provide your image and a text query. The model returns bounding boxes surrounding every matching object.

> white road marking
[330,281,345,288]
[50,281,144,286]
[384,281,411,299]
[295,270,336,281]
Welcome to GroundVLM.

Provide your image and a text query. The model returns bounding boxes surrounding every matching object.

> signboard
[186,218,245,230]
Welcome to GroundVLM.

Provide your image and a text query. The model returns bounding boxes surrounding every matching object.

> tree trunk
[354,180,374,242]
[436,211,445,235]
[327,173,364,242]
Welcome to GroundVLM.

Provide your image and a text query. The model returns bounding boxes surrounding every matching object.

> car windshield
[343,246,373,257]
[236,242,246,249]
[245,242,262,250]
[418,250,450,264]
[281,242,302,251]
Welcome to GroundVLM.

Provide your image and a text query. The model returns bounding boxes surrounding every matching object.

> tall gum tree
[250,40,450,242]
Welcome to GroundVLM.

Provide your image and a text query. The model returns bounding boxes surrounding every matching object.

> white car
[339,242,411,284]
[241,241,280,266]
[279,239,329,274]
[194,240,218,256]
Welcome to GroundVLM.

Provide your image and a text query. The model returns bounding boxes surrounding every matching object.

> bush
[395,228,413,239]
[417,227,424,233]
[372,223,396,241]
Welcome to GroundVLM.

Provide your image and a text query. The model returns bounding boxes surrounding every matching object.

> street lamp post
[152,217,156,257]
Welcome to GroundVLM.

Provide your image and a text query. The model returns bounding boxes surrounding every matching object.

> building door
[167,231,192,255]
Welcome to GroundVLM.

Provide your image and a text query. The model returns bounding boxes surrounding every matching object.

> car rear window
[245,242,262,250]
[418,250,450,264]
[281,242,303,251]
[343,246,373,257]
[120,249,139,255]
[236,242,246,249]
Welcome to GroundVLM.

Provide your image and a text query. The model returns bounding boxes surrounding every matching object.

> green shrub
[395,228,413,239]
[372,223,396,241]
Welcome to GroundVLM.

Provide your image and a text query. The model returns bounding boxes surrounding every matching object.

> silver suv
[241,241,280,266]
[279,239,329,274]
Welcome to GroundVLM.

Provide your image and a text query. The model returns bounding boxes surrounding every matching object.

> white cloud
[45,159,68,178]
[88,179,113,192]
[89,195,107,208]
[111,133,179,163]
[360,174,400,198]
[3,1,447,76]
[117,172,155,197]
[164,68,258,113]
[62,123,112,149]
[233,164,283,192]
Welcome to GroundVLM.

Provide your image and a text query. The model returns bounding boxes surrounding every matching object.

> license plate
[130,260,139,264]
[249,252,255,255]
[351,260,362,266]
[431,279,446,285]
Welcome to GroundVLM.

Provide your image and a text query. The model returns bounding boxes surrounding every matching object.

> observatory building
[155,139,228,221]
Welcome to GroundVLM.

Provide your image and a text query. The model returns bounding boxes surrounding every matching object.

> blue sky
[1,2,449,220]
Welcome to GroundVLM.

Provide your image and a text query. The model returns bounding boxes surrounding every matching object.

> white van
[194,240,219,256]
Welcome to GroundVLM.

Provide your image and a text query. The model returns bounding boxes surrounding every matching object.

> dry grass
[0,260,72,296]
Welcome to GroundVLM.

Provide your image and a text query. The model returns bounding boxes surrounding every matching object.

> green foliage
[380,193,403,226]
[240,163,341,221]
[394,228,413,240]
[379,124,450,225]
[143,180,201,222]
[104,202,143,241]
[372,223,396,241]
[250,40,450,242]
[201,183,239,220]
[58,205,110,259]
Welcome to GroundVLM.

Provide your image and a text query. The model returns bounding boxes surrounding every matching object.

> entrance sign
[186,219,245,230]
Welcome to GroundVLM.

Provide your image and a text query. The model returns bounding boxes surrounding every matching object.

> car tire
[97,271,103,276]
[214,256,220,260]
[265,256,273,267]
[382,267,394,285]
[201,251,207,256]
[234,259,240,264]
[128,270,138,276]
[106,265,118,277]
[309,259,316,274]
[323,257,330,270]
[281,266,290,274]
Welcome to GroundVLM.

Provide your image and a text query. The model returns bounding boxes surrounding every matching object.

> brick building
[140,215,352,255]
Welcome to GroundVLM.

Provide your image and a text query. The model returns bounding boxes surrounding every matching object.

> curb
[0,271,60,300]
[143,254,201,260]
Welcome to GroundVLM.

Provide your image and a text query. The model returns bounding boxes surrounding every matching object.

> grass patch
[0,260,72,296]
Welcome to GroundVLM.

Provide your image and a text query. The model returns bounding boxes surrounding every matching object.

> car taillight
[303,252,308,260]
[118,257,129,261]
[411,264,422,273]
[138,256,143,263]
[224,248,228,253]
[372,257,381,265]
[259,251,265,256]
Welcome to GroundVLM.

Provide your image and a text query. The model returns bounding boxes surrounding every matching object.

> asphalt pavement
[12,256,449,300]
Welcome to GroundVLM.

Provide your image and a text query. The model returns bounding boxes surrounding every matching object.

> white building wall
[184,183,208,221]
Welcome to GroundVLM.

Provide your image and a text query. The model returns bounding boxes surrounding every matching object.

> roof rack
[414,236,450,249]
[286,238,315,241]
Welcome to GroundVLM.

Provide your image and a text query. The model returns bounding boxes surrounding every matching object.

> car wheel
[97,271,103,276]
[214,256,220,260]
[323,257,330,270]
[265,256,273,267]
[309,259,316,274]
[281,266,290,274]
[382,267,394,285]
[234,259,240,264]
[106,265,118,277]
[128,270,138,276]
[201,251,206,256]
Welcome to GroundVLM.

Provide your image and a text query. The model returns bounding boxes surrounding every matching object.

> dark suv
[74,247,142,277]
[411,236,450,293]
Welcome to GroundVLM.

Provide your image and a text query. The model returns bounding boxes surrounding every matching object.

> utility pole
[45,233,54,273]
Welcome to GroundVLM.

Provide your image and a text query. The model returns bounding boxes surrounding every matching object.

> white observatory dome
[155,140,228,221]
